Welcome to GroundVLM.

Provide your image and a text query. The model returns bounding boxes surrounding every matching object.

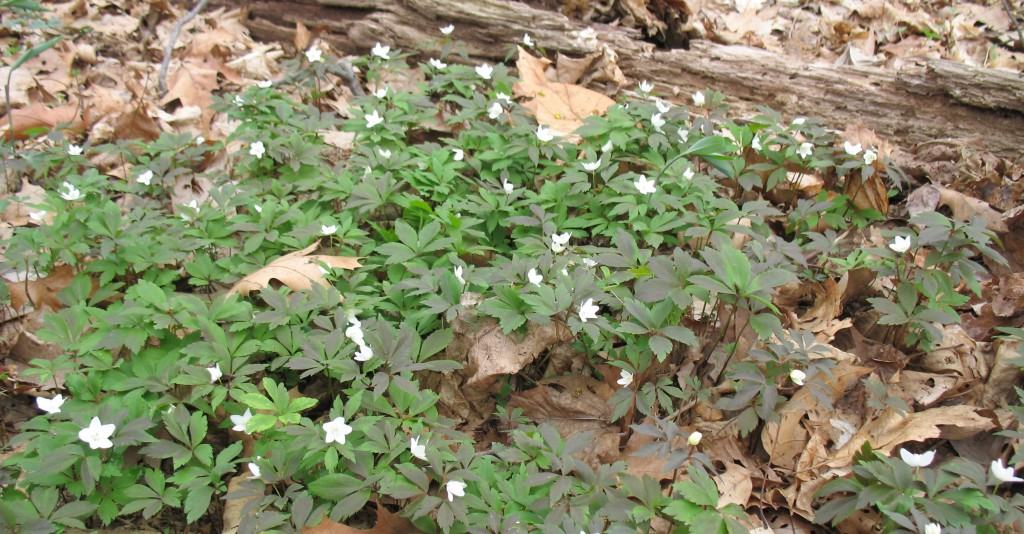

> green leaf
[183,486,214,523]
[238,393,276,411]
[246,414,278,433]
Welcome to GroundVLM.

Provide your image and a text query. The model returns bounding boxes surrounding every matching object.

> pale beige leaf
[227,243,362,296]
[937,186,1008,232]
[512,46,614,136]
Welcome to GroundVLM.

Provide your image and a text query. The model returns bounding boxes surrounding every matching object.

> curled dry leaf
[3,264,77,314]
[512,46,615,137]
[908,183,1008,232]
[227,243,361,296]
[827,405,995,469]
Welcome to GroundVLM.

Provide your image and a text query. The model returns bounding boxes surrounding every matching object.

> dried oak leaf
[512,46,614,136]
[303,505,423,533]
[227,243,361,297]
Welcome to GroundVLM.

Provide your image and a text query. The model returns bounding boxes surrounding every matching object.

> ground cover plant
[1,2,1023,533]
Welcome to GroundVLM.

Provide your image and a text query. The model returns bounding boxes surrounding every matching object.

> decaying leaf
[3,264,76,313]
[1,179,49,227]
[227,243,361,296]
[1,102,88,141]
[506,375,619,465]
[303,505,423,533]
[908,183,1008,233]
[513,46,615,136]
[843,171,888,215]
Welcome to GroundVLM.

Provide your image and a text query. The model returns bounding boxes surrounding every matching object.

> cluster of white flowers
[346,315,374,362]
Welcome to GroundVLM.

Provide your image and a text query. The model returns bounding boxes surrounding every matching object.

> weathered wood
[233,0,1024,157]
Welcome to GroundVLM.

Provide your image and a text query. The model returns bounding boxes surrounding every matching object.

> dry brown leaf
[828,405,996,468]
[294,21,312,52]
[303,505,423,534]
[716,462,753,507]
[937,186,1008,233]
[227,243,362,297]
[843,171,888,215]
[506,375,619,466]
[889,370,961,409]
[992,273,1024,317]
[981,340,1024,409]
[3,264,76,313]
[512,46,614,136]
[1,179,49,227]
[1,102,88,141]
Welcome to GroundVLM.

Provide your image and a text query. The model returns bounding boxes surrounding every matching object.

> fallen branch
[158,0,211,95]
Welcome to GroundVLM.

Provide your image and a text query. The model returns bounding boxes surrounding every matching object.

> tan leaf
[1,102,88,141]
[937,186,1008,233]
[843,172,888,215]
[716,462,753,507]
[1,179,49,227]
[512,46,614,136]
[828,405,995,468]
[507,375,619,466]
[294,21,311,52]
[227,243,362,297]
[3,264,76,313]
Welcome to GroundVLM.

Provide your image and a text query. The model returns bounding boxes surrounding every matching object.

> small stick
[338,59,364,96]
[1001,0,1024,50]
[157,0,211,95]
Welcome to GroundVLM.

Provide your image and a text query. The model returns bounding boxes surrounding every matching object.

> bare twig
[157,0,211,95]
[338,59,364,96]
[1002,0,1024,50]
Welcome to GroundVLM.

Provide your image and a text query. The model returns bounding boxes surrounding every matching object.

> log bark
[231,0,1024,158]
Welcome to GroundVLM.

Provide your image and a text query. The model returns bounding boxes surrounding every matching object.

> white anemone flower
[136,170,153,185]
[475,63,494,80]
[991,458,1024,483]
[323,417,354,445]
[365,110,384,128]
[789,369,806,386]
[797,142,814,159]
[616,370,633,387]
[638,80,654,94]
[305,46,323,62]
[446,480,467,501]
[634,175,657,195]
[230,408,254,434]
[410,436,427,460]
[527,268,543,286]
[371,43,391,60]
[536,125,554,142]
[67,144,83,156]
[889,235,912,254]
[551,232,571,253]
[688,431,702,446]
[864,150,878,165]
[578,298,600,322]
[453,148,464,161]
[207,364,223,382]
[454,266,465,284]
[692,91,705,107]
[488,102,504,120]
[60,181,82,201]
[844,141,862,155]
[321,224,338,235]
[651,113,665,133]
[428,58,447,70]
[36,394,65,414]
[440,25,454,35]
[249,141,266,159]
[900,448,936,468]
[523,34,534,47]
[582,160,601,172]
[79,417,115,450]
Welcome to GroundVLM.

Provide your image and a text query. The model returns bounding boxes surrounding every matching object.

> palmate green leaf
[238,392,275,412]
[677,466,719,508]
[246,414,278,433]
[183,485,214,523]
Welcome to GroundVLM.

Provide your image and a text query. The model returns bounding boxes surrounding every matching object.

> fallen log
[232,0,1024,158]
